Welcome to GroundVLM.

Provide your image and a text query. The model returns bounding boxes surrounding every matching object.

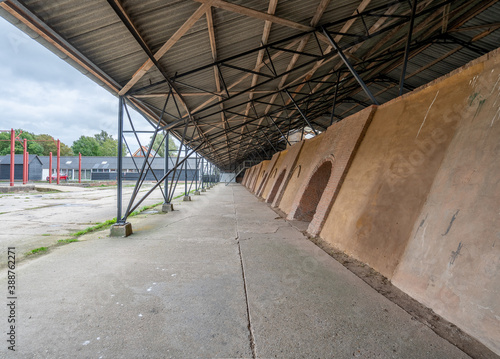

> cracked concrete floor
[0,183,183,266]
[0,184,470,358]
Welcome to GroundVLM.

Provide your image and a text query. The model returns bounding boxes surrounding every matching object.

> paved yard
[0,182,186,266]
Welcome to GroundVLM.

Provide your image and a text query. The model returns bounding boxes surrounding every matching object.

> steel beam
[284,89,318,135]
[399,0,418,96]
[321,27,379,105]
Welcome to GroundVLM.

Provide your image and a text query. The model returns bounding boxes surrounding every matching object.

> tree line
[0,129,177,157]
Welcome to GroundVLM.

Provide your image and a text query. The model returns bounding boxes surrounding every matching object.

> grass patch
[128,201,164,217]
[42,234,51,237]
[173,189,197,200]
[72,218,117,237]
[23,200,166,259]
[57,238,79,244]
[25,247,48,256]
[35,187,62,193]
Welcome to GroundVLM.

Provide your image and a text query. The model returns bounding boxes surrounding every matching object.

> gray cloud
[0,18,120,146]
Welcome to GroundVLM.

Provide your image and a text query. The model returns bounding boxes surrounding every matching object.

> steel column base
[162,203,174,212]
[110,222,133,237]
[201,188,207,192]
[194,191,201,195]
[183,196,192,202]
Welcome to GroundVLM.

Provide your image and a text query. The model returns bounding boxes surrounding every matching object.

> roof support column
[117,96,124,224]
[162,131,174,212]
[111,96,133,237]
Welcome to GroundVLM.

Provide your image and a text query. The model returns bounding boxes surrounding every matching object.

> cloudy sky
[0,17,135,147]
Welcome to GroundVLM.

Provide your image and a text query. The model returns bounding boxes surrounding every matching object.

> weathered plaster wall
[392,51,500,355]
[320,69,464,278]
[287,106,375,235]
[241,166,252,187]
[241,49,500,354]
[251,160,270,194]
[256,152,281,198]
[260,149,287,200]
[249,162,263,192]
[268,141,304,208]
[278,133,325,215]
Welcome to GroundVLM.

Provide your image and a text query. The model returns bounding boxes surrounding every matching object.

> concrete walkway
[0,184,469,358]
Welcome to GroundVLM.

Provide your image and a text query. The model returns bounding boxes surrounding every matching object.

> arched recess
[256,172,269,197]
[250,165,262,192]
[267,169,286,204]
[294,161,332,222]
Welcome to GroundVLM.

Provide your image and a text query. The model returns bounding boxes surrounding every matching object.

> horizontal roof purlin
[1,0,499,170]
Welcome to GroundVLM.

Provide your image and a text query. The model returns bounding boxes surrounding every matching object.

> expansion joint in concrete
[232,186,256,358]
[237,239,256,359]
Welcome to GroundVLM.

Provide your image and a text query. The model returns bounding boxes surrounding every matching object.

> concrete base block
[183,196,191,201]
[162,203,174,212]
[201,188,206,192]
[110,222,133,237]
[194,191,200,195]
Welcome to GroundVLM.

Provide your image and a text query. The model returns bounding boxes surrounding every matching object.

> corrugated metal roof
[1,0,499,170]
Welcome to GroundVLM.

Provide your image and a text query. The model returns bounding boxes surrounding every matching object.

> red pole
[78,152,82,183]
[10,129,14,186]
[23,138,27,185]
[57,139,60,185]
[49,152,53,184]
[26,151,29,182]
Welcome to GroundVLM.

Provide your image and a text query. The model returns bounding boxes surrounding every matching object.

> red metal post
[78,152,82,183]
[23,138,27,185]
[26,151,29,182]
[57,140,61,185]
[49,152,53,183]
[10,129,14,186]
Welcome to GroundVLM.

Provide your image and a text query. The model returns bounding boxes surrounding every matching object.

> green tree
[72,135,100,156]
[94,130,113,144]
[0,132,11,156]
[97,138,120,156]
[35,134,74,156]
[59,142,74,156]
[0,129,43,155]
[151,132,178,157]
[71,131,126,156]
